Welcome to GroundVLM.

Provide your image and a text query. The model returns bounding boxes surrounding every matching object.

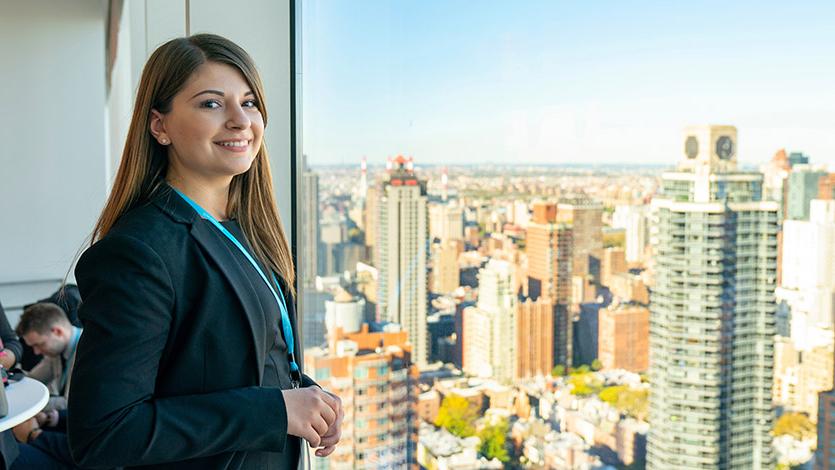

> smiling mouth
[214,140,251,152]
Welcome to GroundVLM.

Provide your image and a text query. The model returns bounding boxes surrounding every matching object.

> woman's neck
[166,173,232,221]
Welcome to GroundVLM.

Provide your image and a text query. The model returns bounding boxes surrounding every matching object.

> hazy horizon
[302,0,835,168]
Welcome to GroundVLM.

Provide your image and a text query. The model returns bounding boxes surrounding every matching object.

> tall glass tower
[648,126,778,469]
[376,156,429,366]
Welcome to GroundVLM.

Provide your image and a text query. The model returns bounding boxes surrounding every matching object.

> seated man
[20,285,82,372]
[10,303,86,469]
[16,303,82,422]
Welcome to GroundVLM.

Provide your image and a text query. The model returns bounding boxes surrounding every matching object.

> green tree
[434,394,478,438]
[568,372,603,396]
[591,359,603,371]
[571,364,590,375]
[551,365,565,377]
[599,385,627,405]
[478,419,510,463]
[598,385,649,421]
[618,388,649,421]
[773,412,815,441]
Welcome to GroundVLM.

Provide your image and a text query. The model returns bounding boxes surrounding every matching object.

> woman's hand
[281,387,338,447]
[0,348,15,370]
[315,390,343,457]
[12,418,42,443]
[35,409,60,428]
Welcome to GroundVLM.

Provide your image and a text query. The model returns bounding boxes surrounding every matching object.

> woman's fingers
[315,390,337,427]
[315,445,336,457]
[319,432,340,448]
[320,389,341,413]
[311,415,329,437]
[303,425,321,448]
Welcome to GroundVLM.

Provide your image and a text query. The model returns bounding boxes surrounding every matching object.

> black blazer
[69,185,316,470]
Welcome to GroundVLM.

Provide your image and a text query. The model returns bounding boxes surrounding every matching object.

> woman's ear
[149,109,170,145]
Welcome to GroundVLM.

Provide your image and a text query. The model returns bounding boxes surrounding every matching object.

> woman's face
[150,61,264,185]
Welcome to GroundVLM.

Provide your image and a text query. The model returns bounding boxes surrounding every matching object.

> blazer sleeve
[0,300,23,363]
[301,373,319,389]
[68,234,289,469]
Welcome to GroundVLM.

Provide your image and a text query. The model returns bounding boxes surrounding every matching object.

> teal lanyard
[59,327,81,391]
[173,189,299,374]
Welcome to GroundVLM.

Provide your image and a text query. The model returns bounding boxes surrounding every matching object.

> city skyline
[304,123,834,467]
[303,0,835,167]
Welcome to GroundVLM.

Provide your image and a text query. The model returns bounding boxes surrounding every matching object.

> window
[295,2,834,468]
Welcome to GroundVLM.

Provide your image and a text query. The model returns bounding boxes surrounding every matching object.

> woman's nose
[226,103,251,130]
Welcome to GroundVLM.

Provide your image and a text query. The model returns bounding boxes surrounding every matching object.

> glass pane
[298,2,835,469]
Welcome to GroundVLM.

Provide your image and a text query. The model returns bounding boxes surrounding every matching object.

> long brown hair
[91,34,295,295]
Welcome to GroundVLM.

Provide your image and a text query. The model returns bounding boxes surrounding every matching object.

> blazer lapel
[190,219,267,385]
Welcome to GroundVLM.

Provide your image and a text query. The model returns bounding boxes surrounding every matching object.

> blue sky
[302,1,835,167]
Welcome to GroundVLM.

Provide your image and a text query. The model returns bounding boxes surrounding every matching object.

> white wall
[0,1,109,319]
[112,0,294,224]
[0,0,295,324]
[188,0,294,234]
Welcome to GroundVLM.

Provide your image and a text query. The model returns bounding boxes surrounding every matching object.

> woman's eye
[243,99,258,108]
[200,100,221,109]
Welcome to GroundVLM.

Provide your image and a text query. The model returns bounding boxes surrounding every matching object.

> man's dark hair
[16,302,70,337]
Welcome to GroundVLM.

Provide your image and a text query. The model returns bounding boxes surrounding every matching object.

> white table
[0,377,49,432]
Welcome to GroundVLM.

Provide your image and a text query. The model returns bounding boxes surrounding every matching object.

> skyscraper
[598,303,649,372]
[430,239,460,295]
[613,204,649,264]
[601,246,627,288]
[376,156,429,366]
[816,388,835,470]
[306,324,417,469]
[461,306,494,378]
[778,199,835,333]
[461,259,517,381]
[820,173,835,200]
[364,185,378,265]
[526,202,573,304]
[557,200,603,281]
[516,296,556,379]
[760,149,790,213]
[477,259,517,381]
[788,151,810,167]
[526,202,573,366]
[429,203,464,242]
[787,165,827,221]
[300,155,324,349]
[648,125,778,470]
[300,154,320,287]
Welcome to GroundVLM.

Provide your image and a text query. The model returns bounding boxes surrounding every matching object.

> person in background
[1,300,81,469]
[0,300,22,370]
[9,306,88,470]
[16,303,81,416]
[0,299,22,470]
[20,285,82,372]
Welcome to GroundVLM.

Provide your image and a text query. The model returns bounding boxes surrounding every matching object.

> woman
[68,34,343,469]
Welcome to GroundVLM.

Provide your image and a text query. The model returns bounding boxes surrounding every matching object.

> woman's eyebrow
[190,89,255,99]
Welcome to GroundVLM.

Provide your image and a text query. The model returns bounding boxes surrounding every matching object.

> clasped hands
[281,387,343,457]
[11,410,61,443]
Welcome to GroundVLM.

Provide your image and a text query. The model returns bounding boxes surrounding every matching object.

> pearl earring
[160,138,169,145]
